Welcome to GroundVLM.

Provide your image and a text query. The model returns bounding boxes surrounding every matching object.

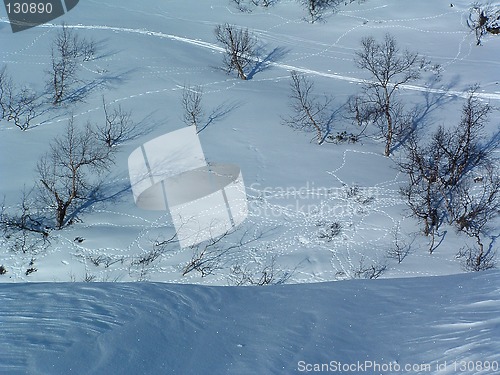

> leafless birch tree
[215,24,257,80]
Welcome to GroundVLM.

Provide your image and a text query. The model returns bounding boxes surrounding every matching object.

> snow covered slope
[1,0,498,284]
[1,1,499,374]
[1,271,499,374]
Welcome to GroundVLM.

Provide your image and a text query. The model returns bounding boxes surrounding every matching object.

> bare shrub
[25,258,37,276]
[183,228,261,278]
[84,272,96,282]
[95,97,136,147]
[386,225,414,263]
[300,0,367,23]
[89,254,124,268]
[130,233,177,281]
[352,257,387,279]
[467,2,500,45]
[181,84,204,131]
[318,222,342,241]
[78,38,98,62]
[229,256,293,286]
[25,267,37,276]
[457,245,496,272]
[232,0,278,11]
[183,231,233,277]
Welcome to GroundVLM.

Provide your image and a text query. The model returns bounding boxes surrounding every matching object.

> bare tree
[282,70,334,144]
[214,24,257,80]
[453,166,499,271]
[434,89,492,190]
[399,89,498,253]
[49,23,79,105]
[95,97,135,147]
[37,118,115,228]
[0,67,42,130]
[399,134,442,252]
[0,189,49,255]
[0,65,11,120]
[355,34,428,156]
[181,84,204,131]
[77,38,99,62]
[6,86,42,131]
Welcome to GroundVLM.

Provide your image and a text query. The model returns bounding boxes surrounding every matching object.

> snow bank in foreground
[1,271,499,374]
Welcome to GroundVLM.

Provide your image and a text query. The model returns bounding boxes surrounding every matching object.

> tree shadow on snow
[390,75,461,154]
[197,100,242,134]
[247,46,290,80]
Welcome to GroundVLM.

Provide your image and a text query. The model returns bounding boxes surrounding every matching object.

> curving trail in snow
[3,17,500,102]
[60,24,500,101]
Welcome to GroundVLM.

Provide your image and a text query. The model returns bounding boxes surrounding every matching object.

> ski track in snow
[2,3,500,104]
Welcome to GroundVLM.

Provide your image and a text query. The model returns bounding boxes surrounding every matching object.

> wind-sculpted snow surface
[0,272,499,374]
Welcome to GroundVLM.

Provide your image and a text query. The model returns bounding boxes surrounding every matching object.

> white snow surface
[1,271,499,375]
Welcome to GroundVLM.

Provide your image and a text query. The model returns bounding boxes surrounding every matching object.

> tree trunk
[56,204,67,228]
[475,234,484,270]
[384,106,392,156]
[236,64,247,80]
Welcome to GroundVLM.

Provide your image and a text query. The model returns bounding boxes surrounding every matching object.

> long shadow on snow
[247,46,290,80]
